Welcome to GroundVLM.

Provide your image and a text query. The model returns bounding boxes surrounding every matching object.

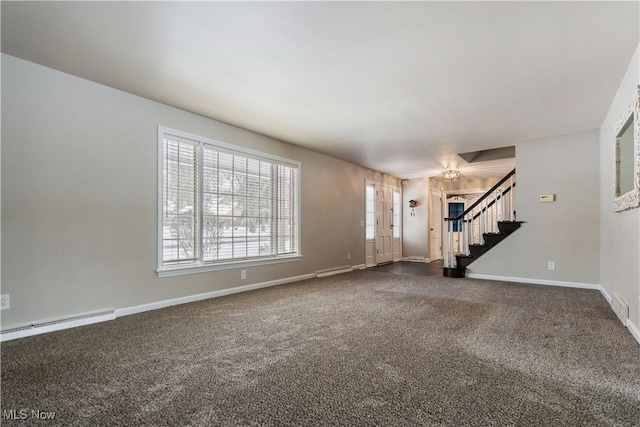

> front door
[375,185,393,264]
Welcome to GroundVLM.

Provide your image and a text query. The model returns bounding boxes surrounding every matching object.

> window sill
[157,255,303,278]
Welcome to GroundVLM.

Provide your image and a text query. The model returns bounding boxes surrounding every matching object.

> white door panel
[429,188,442,261]
[376,185,393,264]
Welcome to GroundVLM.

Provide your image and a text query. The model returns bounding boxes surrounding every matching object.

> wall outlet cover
[0,294,10,310]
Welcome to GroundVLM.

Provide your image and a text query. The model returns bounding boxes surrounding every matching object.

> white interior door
[429,188,442,261]
[376,185,393,264]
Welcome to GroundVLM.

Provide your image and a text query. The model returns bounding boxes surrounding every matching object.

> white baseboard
[2,263,371,342]
[598,286,612,304]
[0,273,316,342]
[7,268,636,346]
[402,257,428,263]
[116,273,316,318]
[465,273,601,291]
[466,273,640,344]
[627,319,640,345]
[315,265,352,278]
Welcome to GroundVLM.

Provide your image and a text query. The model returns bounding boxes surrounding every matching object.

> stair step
[497,221,524,234]
[469,244,490,258]
[455,254,474,269]
[483,232,506,246]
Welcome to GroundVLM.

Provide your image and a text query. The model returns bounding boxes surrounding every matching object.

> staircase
[443,168,523,278]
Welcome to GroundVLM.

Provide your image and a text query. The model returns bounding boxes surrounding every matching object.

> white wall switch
[548,261,555,270]
[540,194,556,202]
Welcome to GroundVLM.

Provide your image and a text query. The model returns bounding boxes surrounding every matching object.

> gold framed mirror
[613,85,640,212]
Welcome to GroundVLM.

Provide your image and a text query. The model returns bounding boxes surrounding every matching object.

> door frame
[365,180,401,267]
[429,187,442,261]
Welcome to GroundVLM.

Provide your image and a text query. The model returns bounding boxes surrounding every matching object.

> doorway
[429,188,442,260]
[365,181,401,266]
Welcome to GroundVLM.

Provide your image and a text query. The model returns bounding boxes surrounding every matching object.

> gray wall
[401,178,428,259]
[467,130,601,285]
[599,44,640,329]
[1,55,399,327]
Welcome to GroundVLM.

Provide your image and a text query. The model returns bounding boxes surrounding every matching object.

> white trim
[157,255,302,278]
[157,126,302,276]
[1,310,116,342]
[465,273,602,290]
[365,178,401,266]
[157,128,164,272]
[627,319,640,345]
[316,265,352,278]
[467,274,640,344]
[0,273,317,342]
[5,270,638,346]
[315,264,367,277]
[159,126,300,166]
[402,256,428,263]
[598,286,612,304]
[116,273,315,318]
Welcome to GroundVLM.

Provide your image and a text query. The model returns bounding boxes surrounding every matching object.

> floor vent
[612,293,630,325]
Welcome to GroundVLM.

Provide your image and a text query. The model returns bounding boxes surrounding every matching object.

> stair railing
[443,169,516,269]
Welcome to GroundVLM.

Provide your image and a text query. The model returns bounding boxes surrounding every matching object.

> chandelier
[442,169,461,181]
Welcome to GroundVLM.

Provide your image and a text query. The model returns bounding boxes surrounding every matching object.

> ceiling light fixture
[442,169,461,181]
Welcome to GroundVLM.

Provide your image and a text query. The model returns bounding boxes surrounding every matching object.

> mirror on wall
[613,85,640,212]
[616,115,634,196]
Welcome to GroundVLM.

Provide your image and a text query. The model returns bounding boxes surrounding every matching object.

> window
[448,202,465,232]
[158,127,300,276]
[393,190,400,239]
[365,184,375,240]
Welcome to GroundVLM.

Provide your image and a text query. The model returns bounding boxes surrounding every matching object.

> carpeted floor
[1,271,639,426]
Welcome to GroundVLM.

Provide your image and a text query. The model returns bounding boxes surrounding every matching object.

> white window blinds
[159,128,300,274]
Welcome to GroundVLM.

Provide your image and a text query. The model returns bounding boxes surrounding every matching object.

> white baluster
[444,220,449,267]
[510,176,514,222]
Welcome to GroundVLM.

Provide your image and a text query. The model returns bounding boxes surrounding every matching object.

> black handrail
[444,168,516,222]
[467,183,516,222]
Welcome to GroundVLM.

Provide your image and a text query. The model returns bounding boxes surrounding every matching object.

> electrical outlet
[548,261,555,270]
[347,253,351,260]
[241,270,247,280]
[1,294,10,310]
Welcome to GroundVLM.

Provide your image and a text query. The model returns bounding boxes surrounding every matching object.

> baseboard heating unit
[1,309,115,342]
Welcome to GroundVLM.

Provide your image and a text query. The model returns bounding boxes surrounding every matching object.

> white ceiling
[2,1,638,179]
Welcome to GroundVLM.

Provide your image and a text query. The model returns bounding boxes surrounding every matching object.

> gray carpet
[1,271,639,426]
